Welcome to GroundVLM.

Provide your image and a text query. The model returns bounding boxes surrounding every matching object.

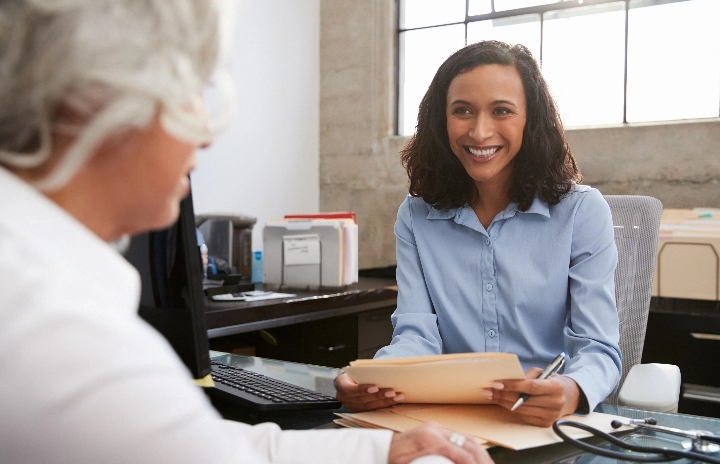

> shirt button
[485,238,491,245]
[487,329,497,338]
[485,283,493,291]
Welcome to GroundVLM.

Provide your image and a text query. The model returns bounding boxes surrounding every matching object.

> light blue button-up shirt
[375,185,622,411]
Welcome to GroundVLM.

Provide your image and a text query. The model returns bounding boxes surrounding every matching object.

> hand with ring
[388,422,494,464]
[449,432,466,448]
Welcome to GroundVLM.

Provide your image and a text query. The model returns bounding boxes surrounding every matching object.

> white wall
[191,0,320,251]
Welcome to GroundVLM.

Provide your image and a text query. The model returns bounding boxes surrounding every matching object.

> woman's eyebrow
[448,98,519,107]
[492,99,518,107]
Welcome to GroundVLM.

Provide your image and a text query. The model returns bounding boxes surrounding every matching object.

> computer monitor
[122,185,211,380]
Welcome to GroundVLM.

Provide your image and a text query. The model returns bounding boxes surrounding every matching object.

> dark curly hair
[400,40,581,211]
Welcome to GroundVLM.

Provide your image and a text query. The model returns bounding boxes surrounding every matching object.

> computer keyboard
[209,361,342,411]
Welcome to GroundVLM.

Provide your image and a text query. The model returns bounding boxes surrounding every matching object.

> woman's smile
[466,145,501,159]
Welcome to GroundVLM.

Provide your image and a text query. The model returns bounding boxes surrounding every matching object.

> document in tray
[343,353,525,404]
[263,217,358,288]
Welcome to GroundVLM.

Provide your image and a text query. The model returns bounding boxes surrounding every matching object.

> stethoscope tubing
[553,419,720,464]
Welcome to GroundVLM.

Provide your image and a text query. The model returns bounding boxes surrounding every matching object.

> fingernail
[491,382,504,390]
[481,389,493,399]
[394,394,405,402]
[384,391,396,398]
[366,386,379,394]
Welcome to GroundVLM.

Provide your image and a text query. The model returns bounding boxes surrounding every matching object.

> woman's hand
[483,368,581,427]
[389,422,494,464]
[334,372,404,412]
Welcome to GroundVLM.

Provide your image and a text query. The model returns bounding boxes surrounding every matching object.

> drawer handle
[682,384,720,404]
[690,332,720,341]
[317,344,346,352]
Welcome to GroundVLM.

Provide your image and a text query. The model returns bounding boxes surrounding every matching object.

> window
[397,0,720,135]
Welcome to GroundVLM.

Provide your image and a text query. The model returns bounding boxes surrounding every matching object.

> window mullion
[623,0,629,124]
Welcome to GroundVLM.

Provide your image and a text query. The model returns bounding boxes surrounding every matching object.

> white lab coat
[0,167,393,464]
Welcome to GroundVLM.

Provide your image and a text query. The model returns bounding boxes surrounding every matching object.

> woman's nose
[469,115,493,141]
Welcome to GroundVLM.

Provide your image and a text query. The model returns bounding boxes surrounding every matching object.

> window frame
[395,0,716,135]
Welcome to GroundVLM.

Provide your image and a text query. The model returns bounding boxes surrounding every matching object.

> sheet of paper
[283,234,321,266]
[334,410,426,433]
[334,417,386,429]
[343,353,525,404]
[342,222,358,285]
[349,352,516,366]
[335,407,490,448]
[395,404,627,450]
[211,291,296,302]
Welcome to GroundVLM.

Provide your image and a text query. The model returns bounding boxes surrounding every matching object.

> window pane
[494,0,561,12]
[400,0,466,29]
[542,3,626,126]
[468,0,492,16]
[466,14,541,61]
[626,0,720,123]
[399,24,466,135]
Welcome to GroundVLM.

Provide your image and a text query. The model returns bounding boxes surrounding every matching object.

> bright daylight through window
[397,0,720,136]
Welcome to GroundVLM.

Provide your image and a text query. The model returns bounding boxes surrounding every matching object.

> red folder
[284,212,356,223]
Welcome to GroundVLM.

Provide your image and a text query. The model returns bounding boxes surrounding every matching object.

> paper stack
[263,212,358,288]
[338,352,629,450]
[335,404,628,451]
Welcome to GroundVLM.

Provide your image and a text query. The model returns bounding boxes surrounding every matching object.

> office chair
[602,195,681,412]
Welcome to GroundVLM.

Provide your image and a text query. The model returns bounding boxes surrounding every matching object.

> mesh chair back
[602,195,663,404]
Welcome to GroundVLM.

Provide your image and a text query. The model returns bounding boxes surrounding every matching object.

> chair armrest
[618,363,681,412]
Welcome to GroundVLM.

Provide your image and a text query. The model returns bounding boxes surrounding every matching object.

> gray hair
[0,0,221,190]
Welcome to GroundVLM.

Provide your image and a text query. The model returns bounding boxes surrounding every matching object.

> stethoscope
[553,417,720,463]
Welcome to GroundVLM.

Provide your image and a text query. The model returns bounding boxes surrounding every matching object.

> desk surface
[210,352,720,463]
[205,277,397,338]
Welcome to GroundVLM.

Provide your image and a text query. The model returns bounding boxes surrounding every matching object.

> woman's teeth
[468,146,499,157]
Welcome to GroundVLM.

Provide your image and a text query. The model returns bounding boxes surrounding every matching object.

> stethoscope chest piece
[682,431,720,454]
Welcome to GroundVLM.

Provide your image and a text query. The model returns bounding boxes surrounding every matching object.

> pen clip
[540,353,566,379]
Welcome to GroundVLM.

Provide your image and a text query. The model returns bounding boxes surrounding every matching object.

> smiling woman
[334,41,622,429]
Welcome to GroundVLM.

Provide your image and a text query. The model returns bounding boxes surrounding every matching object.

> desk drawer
[643,310,720,389]
[302,315,358,368]
[358,306,394,358]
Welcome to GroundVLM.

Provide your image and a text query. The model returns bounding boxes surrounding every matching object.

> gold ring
[449,432,466,448]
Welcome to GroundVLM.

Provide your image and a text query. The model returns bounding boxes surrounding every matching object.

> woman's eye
[494,107,511,115]
[452,107,471,115]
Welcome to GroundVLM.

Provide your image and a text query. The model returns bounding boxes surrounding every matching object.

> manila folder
[343,353,525,404]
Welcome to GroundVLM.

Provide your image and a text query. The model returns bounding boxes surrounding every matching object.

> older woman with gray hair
[0,1,493,464]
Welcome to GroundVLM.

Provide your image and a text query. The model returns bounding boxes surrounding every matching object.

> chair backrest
[602,195,663,404]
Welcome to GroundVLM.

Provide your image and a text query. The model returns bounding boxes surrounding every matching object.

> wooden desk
[205,277,398,368]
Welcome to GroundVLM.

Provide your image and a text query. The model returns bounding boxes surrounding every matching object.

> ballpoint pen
[510,352,566,411]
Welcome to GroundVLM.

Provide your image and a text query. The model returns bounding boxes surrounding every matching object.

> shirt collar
[0,166,141,313]
[521,195,551,218]
[425,194,551,223]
